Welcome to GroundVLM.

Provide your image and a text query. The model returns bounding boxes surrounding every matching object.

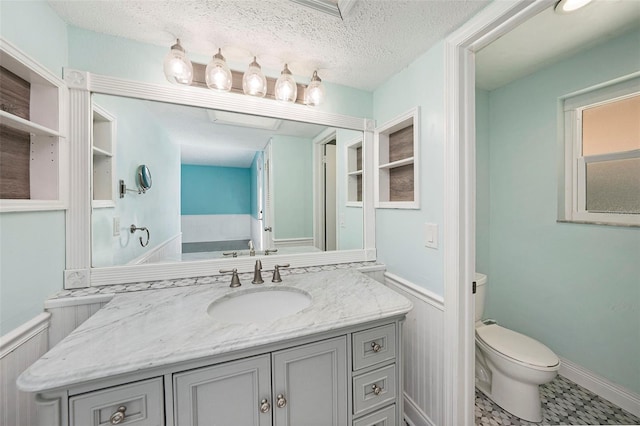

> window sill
[556,219,639,228]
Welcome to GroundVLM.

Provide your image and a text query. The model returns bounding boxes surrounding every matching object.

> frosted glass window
[585,158,640,213]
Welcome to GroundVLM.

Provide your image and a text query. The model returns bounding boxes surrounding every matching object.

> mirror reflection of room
[91,94,364,267]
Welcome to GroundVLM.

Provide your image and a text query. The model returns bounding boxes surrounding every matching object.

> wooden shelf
[0,38,66,208]
[374,107,420,209]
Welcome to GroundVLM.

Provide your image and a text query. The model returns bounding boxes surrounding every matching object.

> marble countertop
[18,269,412,393]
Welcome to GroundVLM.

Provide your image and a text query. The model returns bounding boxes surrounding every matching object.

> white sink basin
[207,288,312,324]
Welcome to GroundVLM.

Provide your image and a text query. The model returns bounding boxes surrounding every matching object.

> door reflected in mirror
[91,94,364,267]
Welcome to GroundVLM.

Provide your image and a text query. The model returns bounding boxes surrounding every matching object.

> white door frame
[313,129,338,251]
[442,1,552,424]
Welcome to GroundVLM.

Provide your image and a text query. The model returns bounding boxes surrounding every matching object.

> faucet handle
[264,248,278,256]
[219,268,241,287]
[272,264,290,283]
[223,251,238,258]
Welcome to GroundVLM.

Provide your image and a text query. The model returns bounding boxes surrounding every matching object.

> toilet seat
[476,324,559,368]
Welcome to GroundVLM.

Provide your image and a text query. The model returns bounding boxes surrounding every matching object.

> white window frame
[560,75,640,227]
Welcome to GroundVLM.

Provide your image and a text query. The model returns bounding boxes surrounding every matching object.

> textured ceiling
[476,1,640,91]
[47,0,490,91]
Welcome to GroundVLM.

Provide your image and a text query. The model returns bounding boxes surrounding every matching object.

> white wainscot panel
[181,214,251,243]
[384,272,444,426]
[0,313,50,426]
[46,296,113,348]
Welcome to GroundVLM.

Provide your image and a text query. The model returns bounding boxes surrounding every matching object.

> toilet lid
[476,324,559,367]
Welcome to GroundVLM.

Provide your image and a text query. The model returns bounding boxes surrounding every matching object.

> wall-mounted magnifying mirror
[137,164,152,192]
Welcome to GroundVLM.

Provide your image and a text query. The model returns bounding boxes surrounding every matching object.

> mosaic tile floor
[475,375,640,425]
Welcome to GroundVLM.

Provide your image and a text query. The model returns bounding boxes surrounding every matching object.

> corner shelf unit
[374,107,420,209]
[346,137,363,207]
[92,104,116,208]
[0,38,67,212]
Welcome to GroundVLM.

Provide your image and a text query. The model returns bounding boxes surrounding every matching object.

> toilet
[474,273,560,422]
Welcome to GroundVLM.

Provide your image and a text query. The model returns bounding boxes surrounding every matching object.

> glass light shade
[304,71,325,106]
[205,49,232,92]
[555,0,592,13]
[242,57,267,97]
[275,64,298,103]
[163,39,193,85]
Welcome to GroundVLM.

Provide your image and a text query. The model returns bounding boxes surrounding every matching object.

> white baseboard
[559,356,640,418]
[404,392,436,426]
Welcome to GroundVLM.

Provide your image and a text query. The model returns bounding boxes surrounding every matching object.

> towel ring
[130,225,150,247]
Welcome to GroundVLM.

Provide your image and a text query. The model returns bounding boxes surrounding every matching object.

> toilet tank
[474,273,487,322]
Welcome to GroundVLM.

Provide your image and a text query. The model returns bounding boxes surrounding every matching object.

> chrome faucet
[252,260,264,284]
[248,240,255,256]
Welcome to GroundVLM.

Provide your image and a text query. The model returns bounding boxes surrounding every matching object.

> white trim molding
[559,357,640,418]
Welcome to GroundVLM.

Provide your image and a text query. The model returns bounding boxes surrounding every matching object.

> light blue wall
[481,29,640,393]
[372,42,446,295]
[271,136,313,239]
[476,89,491,274]
[0,1,68,335]
[181,165,250,215]
[92,95,181,267]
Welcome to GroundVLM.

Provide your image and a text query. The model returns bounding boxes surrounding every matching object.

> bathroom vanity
[18,269,411,426]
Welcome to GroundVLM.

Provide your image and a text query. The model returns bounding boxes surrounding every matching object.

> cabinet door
[272,336,348,426]
[174,354,272,426]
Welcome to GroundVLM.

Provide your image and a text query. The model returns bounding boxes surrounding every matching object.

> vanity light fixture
[275,63,298,103]
[554,0,593,13]
[205,48,233,92]
[304,70,326,106]
[163,39,193,85]
[242,56,268,97]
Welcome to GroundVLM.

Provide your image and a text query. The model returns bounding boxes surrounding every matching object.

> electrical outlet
[113,216,120,236]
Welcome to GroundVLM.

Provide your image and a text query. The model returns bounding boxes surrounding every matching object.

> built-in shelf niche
[0,38,67,212]
[92,104,115,208]
[346,138,363,206]
[375,107,419,209]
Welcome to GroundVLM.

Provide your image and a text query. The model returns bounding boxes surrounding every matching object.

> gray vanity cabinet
[173,354,272,426]
[173,336,347,426]
[272,336,348,426]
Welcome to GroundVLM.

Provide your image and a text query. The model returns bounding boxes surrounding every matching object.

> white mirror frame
[63,69,376,288]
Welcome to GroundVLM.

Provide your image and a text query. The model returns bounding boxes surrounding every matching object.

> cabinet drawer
[353,404,396,426]
[352,324,396,370]
[69,378,164,426]
[353,364,397,416]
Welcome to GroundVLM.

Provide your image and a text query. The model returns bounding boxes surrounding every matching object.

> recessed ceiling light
[554,0,593,14]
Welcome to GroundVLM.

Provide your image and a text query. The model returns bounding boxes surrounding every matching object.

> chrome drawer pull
[372,384,383,396]
[276,394,287,408]
[109,406,126,424]
[260,398,271,413]
[371,341,381,352]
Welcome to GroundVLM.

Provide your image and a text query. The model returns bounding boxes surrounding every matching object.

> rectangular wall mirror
[90,94,364,267]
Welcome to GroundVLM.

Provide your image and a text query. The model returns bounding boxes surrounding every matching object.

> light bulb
[163,39,193,85]
[304,71,325,106]
[275,64,298,103]
[205,48,232,92]
[242,57,267,97]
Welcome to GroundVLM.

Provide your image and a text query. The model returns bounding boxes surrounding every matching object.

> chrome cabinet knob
[260,398,271,413]
[276,394,287,408]
[109,406,126,424]
[372,384,383,396]
[371,341,381,352]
